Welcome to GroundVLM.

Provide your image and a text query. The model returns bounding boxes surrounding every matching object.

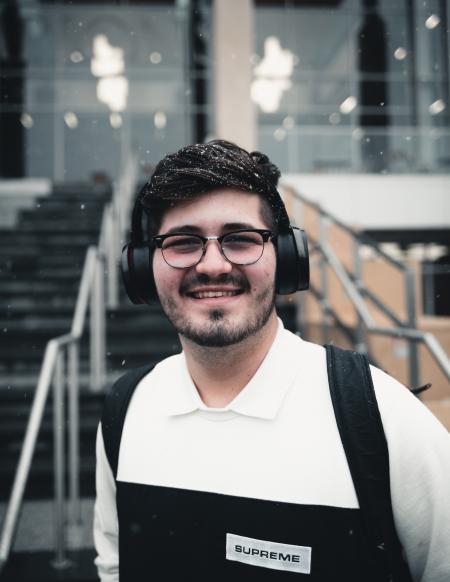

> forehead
[158,189,268,234]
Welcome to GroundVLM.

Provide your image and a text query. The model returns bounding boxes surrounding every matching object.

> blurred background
[0,0,449,580]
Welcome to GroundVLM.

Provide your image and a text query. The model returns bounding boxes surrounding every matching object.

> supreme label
[226,533,312,574]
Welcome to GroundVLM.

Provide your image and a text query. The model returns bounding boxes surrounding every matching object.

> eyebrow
[161,222,257,235]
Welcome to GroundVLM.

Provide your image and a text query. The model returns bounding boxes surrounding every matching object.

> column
[213,0,256,151]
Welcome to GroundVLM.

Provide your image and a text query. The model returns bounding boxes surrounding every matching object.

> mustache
[180,273,250,294]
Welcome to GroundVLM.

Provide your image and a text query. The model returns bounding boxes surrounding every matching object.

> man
[94,140,450,581]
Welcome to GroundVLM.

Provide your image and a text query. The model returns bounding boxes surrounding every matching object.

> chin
[159,284,276,348]
[179,308,275,348]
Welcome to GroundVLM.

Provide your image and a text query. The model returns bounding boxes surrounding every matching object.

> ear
[275,228,309,294]
[121,244,159,304]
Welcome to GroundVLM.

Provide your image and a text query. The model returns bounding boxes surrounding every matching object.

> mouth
[186,288,244,300]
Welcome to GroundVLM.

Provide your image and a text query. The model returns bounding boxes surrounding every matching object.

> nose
[195,240,233,276]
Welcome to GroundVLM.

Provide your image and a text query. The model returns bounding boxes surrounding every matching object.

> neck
[181,313,278,408]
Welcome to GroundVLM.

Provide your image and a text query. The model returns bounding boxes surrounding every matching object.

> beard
[157,273,276,348]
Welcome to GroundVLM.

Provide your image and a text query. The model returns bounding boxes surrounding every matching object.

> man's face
[153,189,277,348]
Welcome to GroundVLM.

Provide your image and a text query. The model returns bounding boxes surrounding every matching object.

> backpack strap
[325,344,413,582]
[101,363,155,479]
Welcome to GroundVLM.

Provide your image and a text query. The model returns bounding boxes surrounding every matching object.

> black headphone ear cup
[292,228,309,291]
[121,244,158,304]
[275,228,309,294]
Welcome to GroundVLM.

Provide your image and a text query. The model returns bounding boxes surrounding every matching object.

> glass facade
[254,0,450,173]
[0,1,209,181]
[0,0,449,179]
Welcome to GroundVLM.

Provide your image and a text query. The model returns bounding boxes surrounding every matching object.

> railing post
[352,237,368,353]
[116,174,127,246]
[292,195,306,335]
[52,350,71,570]
[107,205,119,309]
[405,267,420,389]
[67,341,81,542]
[90,250,106,392]
[319,215,330,344]
[0,342,59,571]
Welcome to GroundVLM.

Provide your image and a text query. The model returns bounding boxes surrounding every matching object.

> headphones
[121,186,310,304]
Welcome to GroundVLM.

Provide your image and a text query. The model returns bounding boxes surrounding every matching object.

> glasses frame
[152,228,274,269]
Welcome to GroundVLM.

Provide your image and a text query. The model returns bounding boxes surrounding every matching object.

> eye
[223,232,263,247]
[162,235,202,253]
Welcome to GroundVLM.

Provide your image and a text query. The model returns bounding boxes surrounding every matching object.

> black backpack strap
[101,363,155,479]
[325,345,413,582]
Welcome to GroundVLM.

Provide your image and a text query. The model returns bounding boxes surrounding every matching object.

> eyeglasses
[153,229,274,269]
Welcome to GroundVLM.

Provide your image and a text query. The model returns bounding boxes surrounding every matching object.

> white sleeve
[371,366,450,582]
[93,424,119,582]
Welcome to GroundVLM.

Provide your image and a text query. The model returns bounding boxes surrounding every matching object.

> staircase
[0,183,111,580]
[0,182,299,581]
[0,184,110,501]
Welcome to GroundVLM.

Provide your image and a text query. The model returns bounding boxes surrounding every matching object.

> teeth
[192,290,239,299]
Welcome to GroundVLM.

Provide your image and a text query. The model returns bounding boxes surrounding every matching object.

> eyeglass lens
[160,231,265,268]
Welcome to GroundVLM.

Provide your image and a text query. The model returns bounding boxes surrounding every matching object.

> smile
[189,290,242,299]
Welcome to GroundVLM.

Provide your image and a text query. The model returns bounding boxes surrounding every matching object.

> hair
[139,140,282,237]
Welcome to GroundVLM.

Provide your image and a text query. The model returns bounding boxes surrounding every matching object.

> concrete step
[37,254,87,267]
[0,304,165,322]
[0,343,179,377]
[0,306,174,332]
[1,269,83,281]
[0,370,125,392]
[3,260,85,276]
[1,251,84,267]
[0,304,161,319]
[0,272,84,289]
[0,499,96,580]
[35,198,106,211]
[50,182,112,201]
[0,286,78,301]
[0,391,103,499]
[0,248,94,264]
[0,296,77,309]
[0,498,95,552]
[0,337,179,362]
[0,319,73,332]
[0,308,75,322]
[1,549,98,581]
[0,418,99,455]
[0,232,97,246]
[17,222,101,234]
[20,208,103,222]
[0,460,97,500]
[0,313,175,333]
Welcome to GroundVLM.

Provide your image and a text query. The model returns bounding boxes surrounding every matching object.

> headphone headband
[130,182,291,244]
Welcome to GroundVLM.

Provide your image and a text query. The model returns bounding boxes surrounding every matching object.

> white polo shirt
[94,320,450,582]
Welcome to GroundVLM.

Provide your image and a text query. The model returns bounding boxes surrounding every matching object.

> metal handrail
[319,241,450,381]
[0,156,139,572]
[285,187,450,387]
[0,249,98,573]
[286,188,409,272]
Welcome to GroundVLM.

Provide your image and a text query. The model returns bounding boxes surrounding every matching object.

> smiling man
[153,190,277,350]
[94,141,450,582]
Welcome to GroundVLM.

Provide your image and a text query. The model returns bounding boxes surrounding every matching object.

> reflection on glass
[429,100,446,115]
[64,111,78,129]
[425,14,440,29]
[251,36,294,113]
[154,111,167,129]
[20,113,34,128]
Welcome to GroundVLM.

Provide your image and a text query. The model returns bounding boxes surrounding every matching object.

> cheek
[262,248,277,279]
[152,255,162,285]
[153,255,178,292]
[248,254,276,289]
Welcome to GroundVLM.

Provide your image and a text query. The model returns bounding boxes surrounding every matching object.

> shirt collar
[162,318,304,420]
